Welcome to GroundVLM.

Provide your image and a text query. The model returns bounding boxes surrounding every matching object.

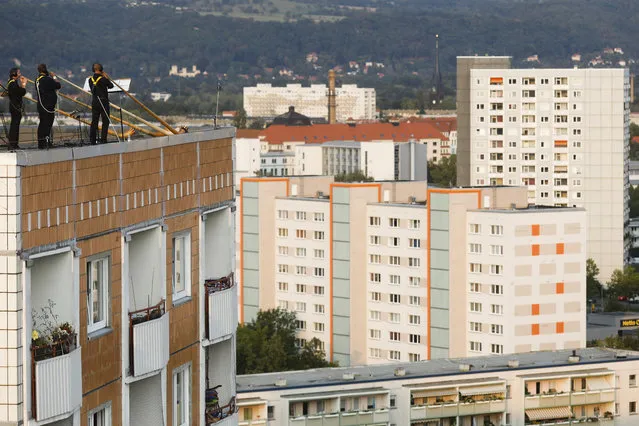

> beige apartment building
[239,176,587,367]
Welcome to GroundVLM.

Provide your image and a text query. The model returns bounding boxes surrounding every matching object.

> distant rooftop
[237,348,637,394]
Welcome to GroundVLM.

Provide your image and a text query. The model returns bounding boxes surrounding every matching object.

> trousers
[37,106,55,149]
[8,107,21,148]
[90,98,110,143]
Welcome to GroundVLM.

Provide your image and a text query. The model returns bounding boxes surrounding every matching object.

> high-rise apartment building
[457,57,630,281]
[0,130,238,425]
[239,176,586,366]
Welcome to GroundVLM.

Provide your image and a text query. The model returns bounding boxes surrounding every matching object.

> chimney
[328,70,337,124]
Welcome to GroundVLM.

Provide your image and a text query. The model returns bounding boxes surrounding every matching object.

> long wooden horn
[54,74,172,136]
[108,77,179,135]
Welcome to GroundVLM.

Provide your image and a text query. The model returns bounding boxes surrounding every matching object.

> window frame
[88,402,112,426]
[172,232,192,303]
[87,254,111,334]
[173,363,191,426]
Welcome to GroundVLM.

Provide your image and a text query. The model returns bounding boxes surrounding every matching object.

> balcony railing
[128,300,169,377]
[289,409,388,426]
[205,273,237,342]
[31,333,82,421]
[206,394,237,425]
[411,399,505,420]
[525,389,615,408]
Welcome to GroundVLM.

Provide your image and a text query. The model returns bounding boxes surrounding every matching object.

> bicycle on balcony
[205,385,237,424]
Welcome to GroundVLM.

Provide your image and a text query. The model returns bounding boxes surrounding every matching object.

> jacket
[35,73,61,110]
[7,79,26,112]
[88,73,114,101]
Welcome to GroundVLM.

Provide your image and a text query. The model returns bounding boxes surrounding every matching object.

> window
[370,329,381,339]
[369,235,381,245]
[296,302,306,312]
[630,375,637,387]
[389,350,401,360]
[490,225,503,235]
[389,218,400,228]
[295,247,306,257]
[409,219,421,229]
[491,324,504,334]
[314,231,325,240]
[389,237,400,247]
[314,212,325,222]
[296,266,307,275]
[491,344,504,354]
[370,273,381,283]
[371,291,382,302]
[296,284,306,293]
[409,314,420,325]
[172,234,191,302]
[409,334,421,344]
[278,246,289,256]
[295,320,306,330]
[469,224,481,234]
[389,274,401,285]
[314,267,325,277]
[278,264,289,273]
[296,229,306,239]
[313,249,325,259]
[469,321,482,332]
[409,277,421,287]
[389,256,401,266]
[369,347,382,358]
[267,406,275,420]
[470,341,482,352]
[490,265,503,275]
[173,364,191,426]
[408,257,420,267]
[490,245,503,256]
[409,296,421,306]
[389,294,401,304]
[294,338,307,348]
[630,401,636,414]
[389,331,401,341]
[88,403,111,426]
[314,322,324,332]
[491,304,503,315]
[278,300,288,309]
[277,210,288,219]
[409,238,421,248]
[370,254,381,264]
[277,228,288,237]
[469,282,481,293]
[277,282,288,291]
[390,313,401,323]
[313,285,325,295]
[469,263,482,273]
[469,243,482,254]
[370,310,381,320]
[490,284,503,295]
[296,211,306,220]
[369,216,381,226]
[87,256,110,333]
[470,302,482,313]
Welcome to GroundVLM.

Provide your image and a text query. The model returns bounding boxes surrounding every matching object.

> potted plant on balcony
[31,300,77,362]
[604,411,613,419]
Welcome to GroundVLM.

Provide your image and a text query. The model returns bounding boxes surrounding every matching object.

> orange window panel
[532,244,540,256]
[556,282,565,294]
[532,304,540,315]
[554,140,568,148]
[531,224,540,236]
[556,243,565,255]
[532,324,540,335]
[556,322,565,334]
[490,77,504,84]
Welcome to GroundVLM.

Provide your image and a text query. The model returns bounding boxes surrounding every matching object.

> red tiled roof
[404,116,457,132]
[257,122,448,145]
[236,129,262,138]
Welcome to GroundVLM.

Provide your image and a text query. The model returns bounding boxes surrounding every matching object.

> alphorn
[54,74,172,136]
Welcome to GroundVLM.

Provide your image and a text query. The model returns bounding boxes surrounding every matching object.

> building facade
[243,84,376,121]
[236,348,639,426]
[0,130,238,426]
[239,177,587,367]
[457,57,630,281]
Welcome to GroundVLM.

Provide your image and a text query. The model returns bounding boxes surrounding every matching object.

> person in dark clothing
[6,68,27,150]
[88,63,114,144]
[35,64,60,149]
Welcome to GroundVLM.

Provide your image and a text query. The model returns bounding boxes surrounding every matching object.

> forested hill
[2,0,639,80]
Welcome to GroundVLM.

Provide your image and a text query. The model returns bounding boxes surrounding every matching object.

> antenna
[430,34,444,106]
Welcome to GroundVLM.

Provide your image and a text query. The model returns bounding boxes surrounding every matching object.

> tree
[586,258,602,299]
[334,170,374,182]
[237,308,335,374]
[607,266,639,300]
[233,108,247,129]
[428,154,456,187]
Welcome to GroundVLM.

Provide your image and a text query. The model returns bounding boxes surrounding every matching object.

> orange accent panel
[490,77,504,84]
[531,244,540,256]
[532,304,540,315]
[531,224,540,236]
[554,140,568,148]
[532,324,540,335]
[556,243,565,255]
[556,282,565,294]
[556,322,565,334]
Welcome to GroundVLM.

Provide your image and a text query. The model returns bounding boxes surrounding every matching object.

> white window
[314,212,325,222]
[296,211,306,220]
[390,313,401,323]
[490,284,503,295]
[491,304,504,315]
[172,233,191,302]
[370,310,381,321]
[469,341,482,352]
[370,329,381,339]
[369,235,381,245]
[389,237,400,247]
[314,231,325,240]
[278,264,289,273]
[295,247,306,257]
[470,302,482,313]
[369,347,381,358]
[296,266,307,275]
[314,322,324,332]
[469,243,482,254]
[296,284,306,293]
[490,225,503,235]
[370,273,381,283]
[469,321,482,332]
[369,216,381,226]
[313,285,324,295]
[409,296,421,306]
[408,257,420,267]
[409,238,421,248]
[389,256,401,266]
[295,338,307,347]
[389,350,401,361]
[295,320,306,330]
[491,324,504,335]
[469,263,482,273]
[296,229,306,239]
[88,403,111,426]
[389,274,401,285]
[277,228,288,237]
[490,265,503,275]
[389,331,401,341]
[277,210,288,219]
[314,267,325,277]
[409,219,421,229]
[409,334,421,344]
[469,282,481,293]
[296,302,306,312]
[313,249,325,259]
[490,245,503,255]
[408,314,420,325]
[173,364,191,426]
[278,300,289,309]
[370,254,382,264]
[409,277,421,287]
[371,291,382,302]
[389,218,400,228]
[277,282,288,291]
[409,353,421,362]
[491,344,504,354]
[87,256,110,334]
[469,223,481,234]
[314,304,325,314]
[389,294,401,304]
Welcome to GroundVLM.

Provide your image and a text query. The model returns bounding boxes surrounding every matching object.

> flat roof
[237,348,639,394]
[469,207,586,214]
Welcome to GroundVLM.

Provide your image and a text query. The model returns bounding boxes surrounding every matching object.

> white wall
[295,145,323,175]
[361,142,395,180]
[204,207,234,279]
[234,138,261,186]
[30,251,75,327]
[128,228,164,310]
[206,337,236,406]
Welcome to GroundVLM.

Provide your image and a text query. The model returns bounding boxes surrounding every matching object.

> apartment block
[457,57,630,281]
[236,347,639,426]
[239,176,587,367]
[0,130,238,426]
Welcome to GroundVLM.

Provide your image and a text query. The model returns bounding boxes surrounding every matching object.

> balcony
[525,393,571,409]
[205,273,238,343]
[340,409,388,425]
[128,300,169,377]
[411,397,505,421]
[206,393,237,425]
[289,414,340,426]
[411,403,459,420]
[570,389,615,405]
[31,335,82,421]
